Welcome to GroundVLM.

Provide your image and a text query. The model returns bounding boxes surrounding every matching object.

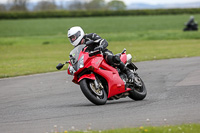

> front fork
[93,74,104,90]
[94,78,100,89]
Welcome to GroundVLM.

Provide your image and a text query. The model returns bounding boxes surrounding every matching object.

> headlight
[78,55,84,70]
[69,66,76,75]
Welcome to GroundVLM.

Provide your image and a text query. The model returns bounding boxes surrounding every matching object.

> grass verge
[88,124,200,133]
[1,39,200,78]
[50,124,200,133]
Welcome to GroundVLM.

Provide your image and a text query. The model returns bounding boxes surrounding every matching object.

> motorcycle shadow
[69,99,147,107]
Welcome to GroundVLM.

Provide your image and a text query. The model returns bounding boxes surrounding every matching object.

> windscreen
[69,44,86,70]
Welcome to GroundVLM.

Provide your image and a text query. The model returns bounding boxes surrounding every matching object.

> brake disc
[89,82,103,96]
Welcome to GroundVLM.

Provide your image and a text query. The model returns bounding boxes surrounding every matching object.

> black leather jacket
[83,33,108,52]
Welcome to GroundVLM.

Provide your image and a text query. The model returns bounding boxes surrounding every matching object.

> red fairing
[78,73,96,82]
[94,60,126,98]
[68,47,131,98]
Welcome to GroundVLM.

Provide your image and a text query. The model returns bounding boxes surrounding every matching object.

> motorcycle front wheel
[80,79,107,105]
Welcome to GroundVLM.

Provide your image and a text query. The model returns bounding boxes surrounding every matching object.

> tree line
[1,8,200,19]
[0,0,126,12]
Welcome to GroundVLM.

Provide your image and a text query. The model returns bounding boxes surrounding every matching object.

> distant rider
[67,26,135,82]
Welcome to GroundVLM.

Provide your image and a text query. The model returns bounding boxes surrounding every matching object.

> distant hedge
[0,8,200,19]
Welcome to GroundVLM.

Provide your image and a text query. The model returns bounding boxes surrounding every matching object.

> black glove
[94,45,104,51]
[113,55,121,64]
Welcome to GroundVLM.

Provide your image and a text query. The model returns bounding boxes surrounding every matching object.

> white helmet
[68,26,84,47]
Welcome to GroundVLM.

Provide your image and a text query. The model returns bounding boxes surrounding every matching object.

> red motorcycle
[56,41,147,105]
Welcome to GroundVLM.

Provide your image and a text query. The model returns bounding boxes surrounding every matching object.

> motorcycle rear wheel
[128,75,147,101]
[80,79,107,105]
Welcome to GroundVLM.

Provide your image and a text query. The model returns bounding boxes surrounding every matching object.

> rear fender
[78,73,96,83]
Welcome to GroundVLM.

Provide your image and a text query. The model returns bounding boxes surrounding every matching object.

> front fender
[78,73,96,83]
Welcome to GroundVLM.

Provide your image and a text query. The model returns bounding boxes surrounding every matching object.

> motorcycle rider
[67,26,135,82]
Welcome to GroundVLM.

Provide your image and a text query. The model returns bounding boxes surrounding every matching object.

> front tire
[80,79,107,105]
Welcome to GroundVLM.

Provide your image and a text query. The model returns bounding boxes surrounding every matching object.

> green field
[0,14,200,78]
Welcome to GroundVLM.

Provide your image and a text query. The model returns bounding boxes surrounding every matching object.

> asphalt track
[0,57,200,133]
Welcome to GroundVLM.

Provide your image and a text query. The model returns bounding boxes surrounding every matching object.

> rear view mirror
[56,63,64,70]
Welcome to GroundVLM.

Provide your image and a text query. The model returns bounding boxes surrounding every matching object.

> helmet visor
[69,31,81,43]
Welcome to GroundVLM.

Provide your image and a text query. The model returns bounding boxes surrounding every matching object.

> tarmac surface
[0,57,200,133]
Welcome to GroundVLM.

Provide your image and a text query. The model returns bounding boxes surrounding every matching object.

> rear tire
[80,79,107,105]
[128,75,147,101]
